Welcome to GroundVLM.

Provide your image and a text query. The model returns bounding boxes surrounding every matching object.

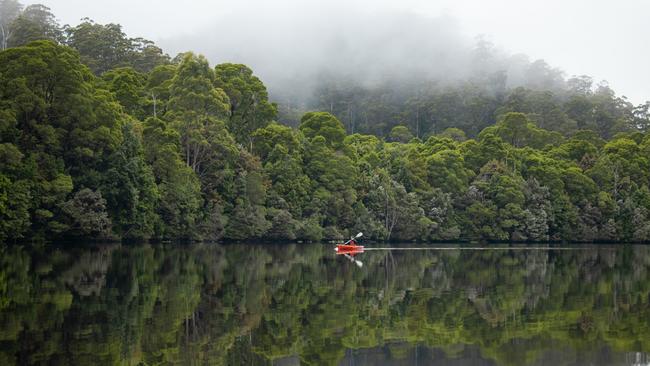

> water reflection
[0,243,649,365]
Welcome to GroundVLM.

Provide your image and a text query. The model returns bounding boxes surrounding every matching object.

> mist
[27,0,650,106]
[159,6,566,106]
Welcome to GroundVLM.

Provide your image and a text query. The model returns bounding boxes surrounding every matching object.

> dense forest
[1,0,650,243]
[1,243,650,365]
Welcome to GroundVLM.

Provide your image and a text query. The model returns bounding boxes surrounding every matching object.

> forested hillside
[1,1,649,243]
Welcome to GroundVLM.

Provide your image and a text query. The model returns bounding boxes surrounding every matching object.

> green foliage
[224,198,270,240]
[481,112,563,149]
[439,127,467,142]
[142,117,202,240]
[167,53,232,180]
[214,63,276,148]
[6,4,61,48]
[495,87,577,134]
[301,71,643,144]
[101,122,159,240]
[101,67,147,119]
[299,112,346,148]
[265,208,297,240]
[146,64,176,116]
[0,174,30,241]
[388,125,414,143]
[0,40,122,240]
[296,217,324,241]
[0,0,23,50]
[60,188,111,237]
[252,122,300,160]
[64,19,170,74]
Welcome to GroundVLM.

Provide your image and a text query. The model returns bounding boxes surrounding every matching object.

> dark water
[1,243,650,365]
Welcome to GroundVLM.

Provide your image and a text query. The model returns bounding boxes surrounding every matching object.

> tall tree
[0,0,23,50]
[146,64,176,118]
[142,117,203,240]
[129,37,170,73]
[65,19,169,74]
[6,4,61,48]
[101,67,147,119]
[214,63,277,149]
[166,53,232,182]
[101,122,159,240]
[64,19,132,74]
[299,111,347,148]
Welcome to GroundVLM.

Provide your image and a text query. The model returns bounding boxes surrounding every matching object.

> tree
[481,112,563,149]
[166,53,232,180]
[0,0,23,50]
[497,112,531,147]
[101,67,147,119]
[299,112,346,148]
[631,102,650,132]
[224,171,271,240]
[440,127,467,142]
[365,170,401,240]
[146,64,176,118]
[65,19,169,74]
[0,173,30,241]
[388,125,413,143]
[142,117,203,240]
[6,4,61,48]
[129,37,170,73]
[60,188,111,237]
[422,188,460,240]
[253,123,310,217]
[496,88,576,134]
[214,63,276,149]
[65,20,132,74]
[521,178,552,241]
[251,122,301,161]
[3,22,650,244]
[301,132,358,232]
[549,138,598,167]
[426,149,473,195]
[265,208,297,240]
[101,122,159,239]
[364,169,429,241]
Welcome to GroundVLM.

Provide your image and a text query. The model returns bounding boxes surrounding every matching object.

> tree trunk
[0,24,6,51]
[151,92,157,118]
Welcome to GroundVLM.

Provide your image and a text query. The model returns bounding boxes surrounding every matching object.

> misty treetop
[0,0,169,72]
[303,76,650,140]
[1,1,650,243]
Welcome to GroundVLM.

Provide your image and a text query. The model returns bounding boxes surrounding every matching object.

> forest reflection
[1,243,649,365]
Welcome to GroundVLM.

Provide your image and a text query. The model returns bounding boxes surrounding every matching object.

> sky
[26,0,650,104]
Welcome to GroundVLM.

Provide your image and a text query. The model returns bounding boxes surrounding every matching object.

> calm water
[1,243,650,365]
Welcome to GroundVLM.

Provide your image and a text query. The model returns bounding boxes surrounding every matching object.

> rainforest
[1,1,650,244]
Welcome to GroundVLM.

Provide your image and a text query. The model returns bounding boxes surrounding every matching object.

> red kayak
[335,244,364,254]
[335,233,365,255]
[335,233,365,267]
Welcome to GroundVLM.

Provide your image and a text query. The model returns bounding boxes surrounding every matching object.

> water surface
[1,243,649,365]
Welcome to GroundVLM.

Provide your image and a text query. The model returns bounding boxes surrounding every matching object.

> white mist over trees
[160,7,620,138]
[162,10,565,104]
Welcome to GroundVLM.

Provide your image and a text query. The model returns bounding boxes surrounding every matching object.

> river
[0,243,649,365]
